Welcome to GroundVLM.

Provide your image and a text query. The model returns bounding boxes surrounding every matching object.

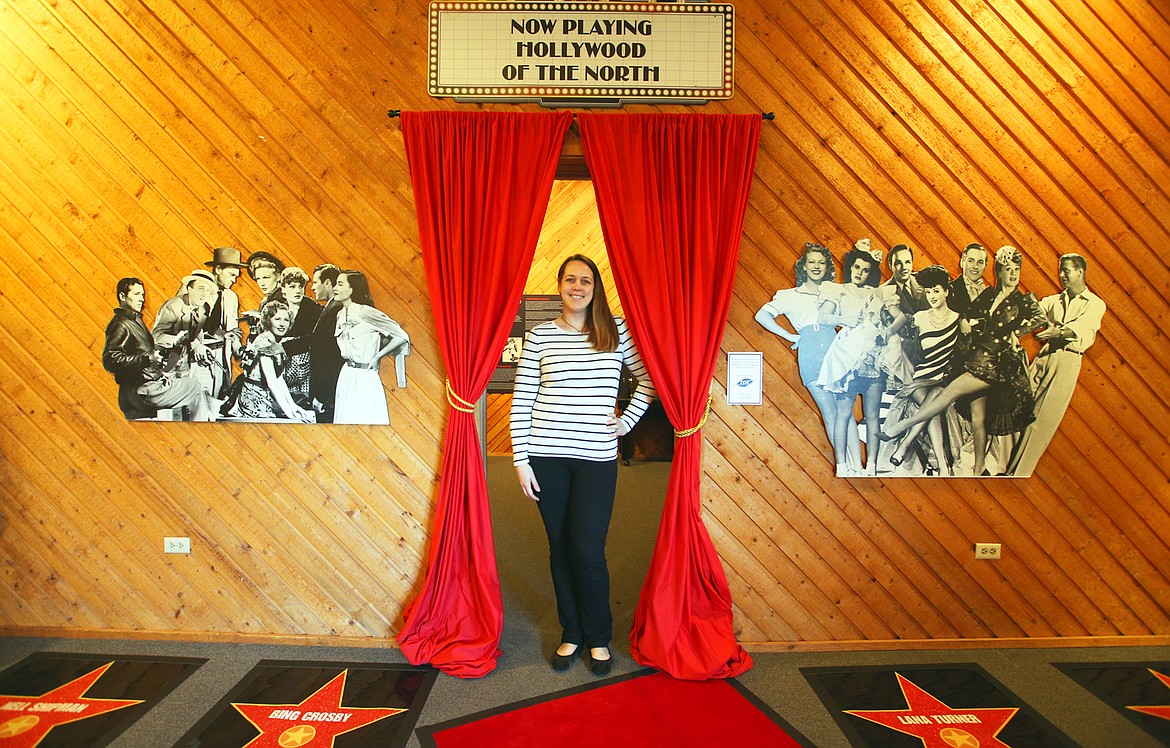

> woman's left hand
[607,416,629,437]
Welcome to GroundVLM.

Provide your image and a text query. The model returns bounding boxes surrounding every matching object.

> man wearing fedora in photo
[153,269,219,409]
[204,246,249,399]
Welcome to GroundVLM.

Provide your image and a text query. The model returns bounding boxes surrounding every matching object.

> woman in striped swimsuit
[884,265,961,475]
[510,254,655,676]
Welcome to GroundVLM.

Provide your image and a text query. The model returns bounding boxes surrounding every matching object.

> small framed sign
[726,352,763,406]
[428,2,735,103]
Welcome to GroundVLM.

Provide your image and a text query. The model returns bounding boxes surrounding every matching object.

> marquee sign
[428,2,735,102]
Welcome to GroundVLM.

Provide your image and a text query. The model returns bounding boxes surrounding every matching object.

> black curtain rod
[387,109,775,120]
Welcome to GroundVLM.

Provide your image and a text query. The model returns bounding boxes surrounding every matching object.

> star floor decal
[803,664,1074,747]
[0,663,142,748]
[844,672,1017,748]
[1054,660,1170,744]
[0,654,203,748]
[231,670,405,748]
[176,660,436,748]
[1126,669,1170,722]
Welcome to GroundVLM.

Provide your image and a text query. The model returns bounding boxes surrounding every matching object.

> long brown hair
[558,254,618,353]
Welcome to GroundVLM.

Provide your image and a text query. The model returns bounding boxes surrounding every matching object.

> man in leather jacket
[102,277,214,421]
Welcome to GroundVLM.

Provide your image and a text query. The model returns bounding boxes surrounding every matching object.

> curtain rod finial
[388,109,401,118]
[762,112,775,120]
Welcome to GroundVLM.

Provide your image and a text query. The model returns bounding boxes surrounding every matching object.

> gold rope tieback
[674,393,713,438]
[445,379,476,413]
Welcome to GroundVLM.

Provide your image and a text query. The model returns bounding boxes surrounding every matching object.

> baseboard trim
[0,626,400,649]
[741,635,1170,652]
[3,627,1168,653]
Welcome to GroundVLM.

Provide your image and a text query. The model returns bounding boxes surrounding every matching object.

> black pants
[529,456,618,649]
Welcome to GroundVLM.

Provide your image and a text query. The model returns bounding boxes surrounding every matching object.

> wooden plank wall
[0,0,1167,649]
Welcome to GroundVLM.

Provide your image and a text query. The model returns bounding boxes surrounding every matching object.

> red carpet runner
[428,671,804,747]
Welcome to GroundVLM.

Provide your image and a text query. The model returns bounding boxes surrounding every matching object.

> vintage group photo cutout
[101,247,411,425]
[756,241,1106,478]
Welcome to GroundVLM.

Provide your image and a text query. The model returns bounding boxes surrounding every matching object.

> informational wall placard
[428,2,735,102]
[488,294,561,394]
[727,352,763,405]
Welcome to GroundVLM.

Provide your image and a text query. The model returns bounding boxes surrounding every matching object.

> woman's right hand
[516,464,541,502]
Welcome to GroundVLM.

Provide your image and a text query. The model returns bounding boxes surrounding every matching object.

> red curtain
[397,111,572,677]
[578,113,761,680]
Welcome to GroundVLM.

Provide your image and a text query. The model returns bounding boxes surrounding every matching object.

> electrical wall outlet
[164,537,191,554]
[975,542,1001,560]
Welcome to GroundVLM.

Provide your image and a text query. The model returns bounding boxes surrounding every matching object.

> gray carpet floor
[2,456,1168,747]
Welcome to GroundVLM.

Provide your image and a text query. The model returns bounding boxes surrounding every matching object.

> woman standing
[883,247,1045,475]
[333,270,411,425]
[755,243,844,469]
[510,254,655,676]
[277,267,322,409]
[815,240,885,475]
[237,300,315,422]
[883,265,961,475]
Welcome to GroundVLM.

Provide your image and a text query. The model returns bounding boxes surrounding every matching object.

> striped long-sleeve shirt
[510,318,655,465]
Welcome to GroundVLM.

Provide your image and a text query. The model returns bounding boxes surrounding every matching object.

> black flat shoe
[889,454,903,467]
[551,644,578,671]
[588,650,612,676]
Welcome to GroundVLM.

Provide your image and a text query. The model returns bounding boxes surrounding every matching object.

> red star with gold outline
[845,672,1019,748]
[0,662,143,748]
[1127,668,1170,722]
[232,670,406,747]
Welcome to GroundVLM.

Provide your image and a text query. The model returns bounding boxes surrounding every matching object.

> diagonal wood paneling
[0,0,1167,650]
